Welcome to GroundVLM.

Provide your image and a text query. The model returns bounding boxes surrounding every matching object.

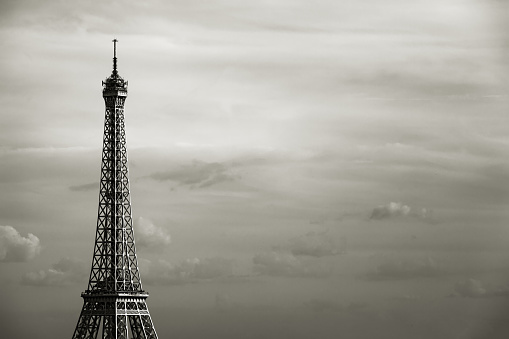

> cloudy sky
[1,0,508,338]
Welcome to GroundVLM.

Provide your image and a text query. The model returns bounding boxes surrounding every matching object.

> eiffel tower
[72,40,158,339]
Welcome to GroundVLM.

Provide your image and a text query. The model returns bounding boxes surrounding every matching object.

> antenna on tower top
[112,38,118,75]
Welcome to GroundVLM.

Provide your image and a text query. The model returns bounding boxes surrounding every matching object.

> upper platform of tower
[102,39,128,98]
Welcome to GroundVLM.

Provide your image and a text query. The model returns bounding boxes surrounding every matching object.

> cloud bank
[364,257,442,280]
[304,299,368,314]
[451,279,509,298]
[0,225,41,262]
[141,257,234,285]
[286,231,339,257]
[253,251,331,278]
[453,278,487,298]
[22,257,87,286]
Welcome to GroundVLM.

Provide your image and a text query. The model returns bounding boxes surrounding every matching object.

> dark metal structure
[72,40,158,339]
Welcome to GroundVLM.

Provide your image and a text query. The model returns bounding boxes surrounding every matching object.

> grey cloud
[255,231,339,276]
[348,70,493,99]
[304,299,344,313]
[134,217,171,250]
[69,182,98,192]
[22,257,87,286]
[304,299,368,314]
[451,279,509,298]
[0,225,41,262]
[148,160,239,188]
[392,294,420,301]
[0,0,136,32]
[453,278,487,298]
[253,251,332,278]
[141,257,234,285]
[449,162,509,206]
[189,257,233,279]
[286,231,339,257]
[364,257,443,280]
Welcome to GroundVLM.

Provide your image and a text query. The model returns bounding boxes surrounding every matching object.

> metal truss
[72,295,157,339]
[72,40,158,339]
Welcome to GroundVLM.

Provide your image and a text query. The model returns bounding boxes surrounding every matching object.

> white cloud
[0,225,41,262]
[22,257,87,286]
[141,257,234,285]
[253,251,331,278]
[134,217,171,250]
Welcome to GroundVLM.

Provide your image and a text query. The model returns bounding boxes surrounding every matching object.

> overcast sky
[1,0,508,338]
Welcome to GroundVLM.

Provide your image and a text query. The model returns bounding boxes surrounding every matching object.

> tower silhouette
[72,40,158,339]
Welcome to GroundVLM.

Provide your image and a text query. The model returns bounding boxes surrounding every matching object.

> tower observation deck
[71,40,158,339]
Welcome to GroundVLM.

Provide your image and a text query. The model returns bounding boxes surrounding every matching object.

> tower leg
[140,315,158,338]
[72,302,101,339]
[128,315,144,338]
[116,314,128,339]
[103,315,115,339]
[126,299,158,339]
[129,315,157,339]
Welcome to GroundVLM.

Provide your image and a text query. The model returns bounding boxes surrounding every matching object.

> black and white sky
[1,0,508,338]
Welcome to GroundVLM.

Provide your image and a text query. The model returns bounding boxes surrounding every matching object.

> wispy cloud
[148,160,239,188]
[69,182,98,192]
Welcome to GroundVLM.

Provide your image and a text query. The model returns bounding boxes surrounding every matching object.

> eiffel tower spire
[72,40,158,339]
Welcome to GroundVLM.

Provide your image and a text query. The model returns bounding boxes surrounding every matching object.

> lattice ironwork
[72,40,158,339]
